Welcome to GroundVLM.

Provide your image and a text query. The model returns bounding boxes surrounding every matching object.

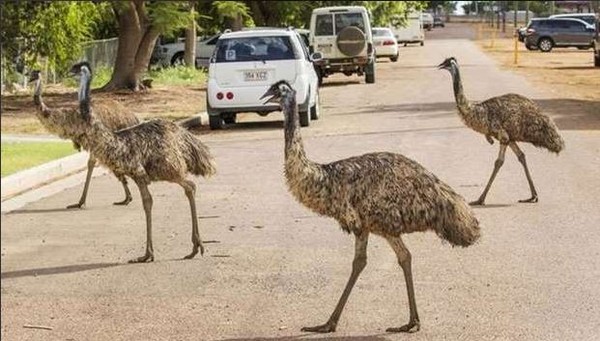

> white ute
[207,28,321,129]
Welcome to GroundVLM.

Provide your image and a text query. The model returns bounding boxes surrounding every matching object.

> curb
[178,111,209,129]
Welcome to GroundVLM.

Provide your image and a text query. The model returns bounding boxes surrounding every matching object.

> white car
[207,28,321,129]
[421,12,434,31]
[372,27,399,62]
[151,33,220,68]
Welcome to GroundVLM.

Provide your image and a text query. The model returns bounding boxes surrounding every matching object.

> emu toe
[66,202,85,209]
[301,322,336,333]
[128,253,154,263]
[469,199,485,206]
[113,197,132,206]
[518,196,538,203]
[386,321,420,333]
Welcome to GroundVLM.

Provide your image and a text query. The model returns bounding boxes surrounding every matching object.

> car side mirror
[310,52,323,62]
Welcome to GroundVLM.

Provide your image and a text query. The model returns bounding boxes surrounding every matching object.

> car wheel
[404,43,408,47]
[390,53,399,62]
[420,41,424,46]
[577,46,591,50]
[310,91,320,120]
[171,52,185,66]
[299,110,310,127]
[595,54,600,67]
[538,38,553,52]
[209,115,224,130]
[365,61,375,84]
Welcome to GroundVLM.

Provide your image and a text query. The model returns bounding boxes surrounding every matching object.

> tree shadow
[1,262,122,279]
[217,334,389,341]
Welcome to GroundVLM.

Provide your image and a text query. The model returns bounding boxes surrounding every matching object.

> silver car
[524,18,596,52]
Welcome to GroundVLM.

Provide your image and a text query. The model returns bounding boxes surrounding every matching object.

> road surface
[2,24,599,341]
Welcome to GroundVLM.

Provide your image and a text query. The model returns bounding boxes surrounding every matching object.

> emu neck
[449,64,470,115]
[79,71,92,118]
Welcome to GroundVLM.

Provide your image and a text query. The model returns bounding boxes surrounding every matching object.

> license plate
[244,70,268,81]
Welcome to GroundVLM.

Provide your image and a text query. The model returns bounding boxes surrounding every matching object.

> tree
[184,1,196,67]
[101,1,191,91]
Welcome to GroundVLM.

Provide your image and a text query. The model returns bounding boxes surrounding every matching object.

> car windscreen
[214,36,298,63]
[335,13,366,33]
[372,29,393,37]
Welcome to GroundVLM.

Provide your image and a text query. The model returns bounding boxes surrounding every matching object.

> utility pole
[514,1,518,28]
[525,1,529,23]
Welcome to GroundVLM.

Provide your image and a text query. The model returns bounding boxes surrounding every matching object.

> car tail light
[383,40,395,46]
[226,92,234,100]
[216,92,224,100]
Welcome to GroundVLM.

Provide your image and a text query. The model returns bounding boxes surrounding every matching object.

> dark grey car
[524,18,596,52]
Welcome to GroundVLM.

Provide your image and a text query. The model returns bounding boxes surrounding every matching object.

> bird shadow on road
[217,333,390,341]
[1,262,122,280]
[321,80,361,88]
[470,203,512,209]
[6,207,82,215]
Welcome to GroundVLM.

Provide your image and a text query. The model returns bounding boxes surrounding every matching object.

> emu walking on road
[29,69,139,208]
[438,57,564,205]
[70,62,216,262]
[261,80,481,333]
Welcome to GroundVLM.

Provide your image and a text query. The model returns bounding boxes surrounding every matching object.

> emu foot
[386,320,420,333]
[519,196,538,203]
[469,198,485,206]
[128,253,154,263]
[66,202,85,209]
[301,321,336,333]
[113,196,132,206]
[183,242,205,260]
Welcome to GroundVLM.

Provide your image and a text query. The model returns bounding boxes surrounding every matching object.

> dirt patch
[476,34,600,130]
[1,84,207,135]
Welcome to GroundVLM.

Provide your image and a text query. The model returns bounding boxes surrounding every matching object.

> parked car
[206,28,321,129]
[433,16,445,28]
[421,12,434,31]
[594,24,600,67]
[309,6,376,84]
[151,33,220,68]
[523,18,596,52]
[549,13,597,27]
[372,27,399,62]
[391,11,425,46]
[517,26,528,42]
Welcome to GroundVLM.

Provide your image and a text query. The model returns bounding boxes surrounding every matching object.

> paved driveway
[2,24,599,340]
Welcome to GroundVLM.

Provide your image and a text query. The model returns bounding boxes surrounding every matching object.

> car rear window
[315,14,334,36]
[214,36,298,63]
[335,13,366,33]
[372,29,393,37]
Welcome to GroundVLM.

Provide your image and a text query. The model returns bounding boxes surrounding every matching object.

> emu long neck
[450,63,470,114]
[79,70,92,118]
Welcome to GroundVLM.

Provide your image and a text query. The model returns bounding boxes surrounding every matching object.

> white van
[391,12,425,46]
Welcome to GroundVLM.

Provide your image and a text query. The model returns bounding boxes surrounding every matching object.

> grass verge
[1,141,77,177]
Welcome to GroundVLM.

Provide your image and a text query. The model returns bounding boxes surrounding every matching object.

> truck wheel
[390,53,399,62]
[365,61,375,84]
[223,113,236,124]
[209,115,224,130]
[299,110,310,127]
[420,41,424,46]
[310,92,320,120]
[595,54,600,67]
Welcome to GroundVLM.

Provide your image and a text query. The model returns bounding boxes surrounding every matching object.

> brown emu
[438,57,564,205]
[70,62,216,262]
[29,69,139,208]
[261,80,481,333]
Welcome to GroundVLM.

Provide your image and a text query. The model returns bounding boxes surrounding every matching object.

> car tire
[171,52,185,66]
[538,38,553,52]
[577,46,591,50]
[299,110,310,127]
[390,53,399,62]
[595,54,600,67]
[223,113,236,124]
[420,41,424,46]
[209,115,224,130]
[404,43,408,47]
[310,91,320,120]
[365,61,375,84]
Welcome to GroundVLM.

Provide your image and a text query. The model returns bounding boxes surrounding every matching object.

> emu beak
[436,62,446,70]
[260,88,277,104]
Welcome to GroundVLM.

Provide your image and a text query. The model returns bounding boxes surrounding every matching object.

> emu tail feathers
[435,188,481,247]
[182,131,216,178]
[526,116,565,154]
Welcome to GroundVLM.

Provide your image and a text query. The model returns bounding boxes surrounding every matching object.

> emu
[70,62,216,262]
[438,57,564,205]
[261,80,481,333]
[29,69,139,208]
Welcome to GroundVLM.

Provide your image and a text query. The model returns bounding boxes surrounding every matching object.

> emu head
[69,61,93,77]
[28,70,42,83]
[260,80,294,105]
[437,57,457,72]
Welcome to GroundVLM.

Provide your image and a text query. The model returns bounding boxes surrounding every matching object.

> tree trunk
[101,1,158,92]
[184,3,196,67]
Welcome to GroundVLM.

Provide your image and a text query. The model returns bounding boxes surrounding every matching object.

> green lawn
[1,141,77,177]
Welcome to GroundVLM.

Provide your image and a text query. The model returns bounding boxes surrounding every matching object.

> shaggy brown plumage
[29,69,140,208]
[70,62,216,263]
[438,57,565,205]
[261,80,481,333]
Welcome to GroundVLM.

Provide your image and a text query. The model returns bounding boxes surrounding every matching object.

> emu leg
[471,144,507,206]
[302,232,369,333]
[180,180,205,259]
[113,174,133,206]
[129,180,154,263]
[67,156,96,209]
[386,237,420,333]
[509,142,538,203]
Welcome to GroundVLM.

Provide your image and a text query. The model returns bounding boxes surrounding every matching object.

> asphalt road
[2,24,600,341]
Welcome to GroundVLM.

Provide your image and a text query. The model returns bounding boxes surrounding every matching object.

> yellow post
[477,23,482,40]
[513,31,519,65]
[490,29,496,48]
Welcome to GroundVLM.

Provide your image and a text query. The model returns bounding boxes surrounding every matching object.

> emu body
[71,63,216,262]
[262,80,481,333]
[438,57,564,205]
[29,70,139,208]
